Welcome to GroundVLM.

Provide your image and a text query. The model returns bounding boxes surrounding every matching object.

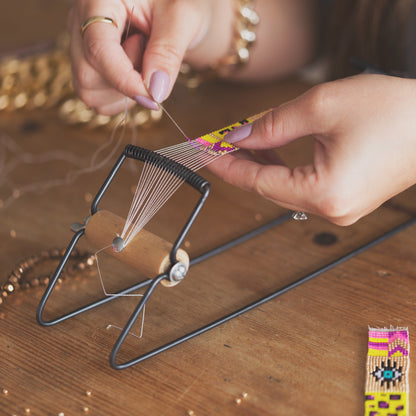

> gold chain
[178,0,259,88]
[0,34,163,129]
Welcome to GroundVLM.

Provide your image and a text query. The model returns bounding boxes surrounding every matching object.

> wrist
[184,0,234,70]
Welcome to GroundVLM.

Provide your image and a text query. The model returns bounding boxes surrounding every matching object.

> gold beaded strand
[1,249,95,305]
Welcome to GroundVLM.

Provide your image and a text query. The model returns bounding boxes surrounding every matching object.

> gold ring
[80,16,118,38]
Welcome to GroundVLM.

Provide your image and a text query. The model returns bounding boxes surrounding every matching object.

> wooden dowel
[84,210,189,287]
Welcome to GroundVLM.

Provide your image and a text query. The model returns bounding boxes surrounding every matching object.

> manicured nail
[149,70,170,103]
[225,123,253,143]
[133,95,159,110]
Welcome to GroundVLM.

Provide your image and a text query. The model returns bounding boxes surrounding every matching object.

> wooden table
[1,2,416,415]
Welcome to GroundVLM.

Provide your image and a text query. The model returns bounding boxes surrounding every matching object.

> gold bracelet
[179,0,260,88]
[217,0,260,73]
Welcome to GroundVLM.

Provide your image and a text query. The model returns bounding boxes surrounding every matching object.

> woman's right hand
[67,0,233,115]
[210,74,416,226]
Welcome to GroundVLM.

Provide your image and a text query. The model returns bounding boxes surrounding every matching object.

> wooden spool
[84,210,189,287]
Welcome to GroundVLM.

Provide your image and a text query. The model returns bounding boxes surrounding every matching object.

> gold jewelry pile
[0,34,163,129]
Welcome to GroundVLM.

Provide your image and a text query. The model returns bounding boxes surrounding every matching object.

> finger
[208,154,318,213]
[70,30,112,91]
[141,1,208,102]
[77,2,149,99]
[123,33,145,71]
[250,149,286,166]
[71,32,146,93]
[97,97,137,116]
[227,149,285,166]
[74,87,135,115]
[224,84,337,149]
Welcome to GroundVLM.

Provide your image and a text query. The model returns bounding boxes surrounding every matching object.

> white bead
[240,6,260,25]
[238,48,250,61]
[240,29,256,42]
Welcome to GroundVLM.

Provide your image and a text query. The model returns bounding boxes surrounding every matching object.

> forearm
[185,0,318,81]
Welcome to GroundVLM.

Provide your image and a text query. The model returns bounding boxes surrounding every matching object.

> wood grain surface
[1,2,416,415]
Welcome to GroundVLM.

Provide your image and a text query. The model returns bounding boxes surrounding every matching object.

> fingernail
[149,70,170,103]
[225,123,253,143]
[133,95,159,110]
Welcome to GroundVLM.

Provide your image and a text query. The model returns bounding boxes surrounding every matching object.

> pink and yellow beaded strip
[364,327,409,416]
[192,110,269,155]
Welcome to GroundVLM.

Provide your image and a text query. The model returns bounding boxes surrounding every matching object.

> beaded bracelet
[364,327,410,416]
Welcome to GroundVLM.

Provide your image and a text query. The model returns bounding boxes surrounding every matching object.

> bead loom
[36,119,416,370]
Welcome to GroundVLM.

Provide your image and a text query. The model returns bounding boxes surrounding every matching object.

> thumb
[141,2,209,102]
[224,86,335,149]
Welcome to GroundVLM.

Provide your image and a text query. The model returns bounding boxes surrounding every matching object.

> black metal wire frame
[106,214,416,369]
[36,145,416,370]
[36,145,209,355]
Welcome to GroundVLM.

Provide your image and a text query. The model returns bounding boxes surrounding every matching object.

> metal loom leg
[36,229,153,326]
[110,273,168,370]
[107,215,416,369]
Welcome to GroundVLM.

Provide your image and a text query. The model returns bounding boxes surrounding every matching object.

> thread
[94,244,146,338]
[0,103,129,209]
[120,103,238,248]
[0,0,136,211]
